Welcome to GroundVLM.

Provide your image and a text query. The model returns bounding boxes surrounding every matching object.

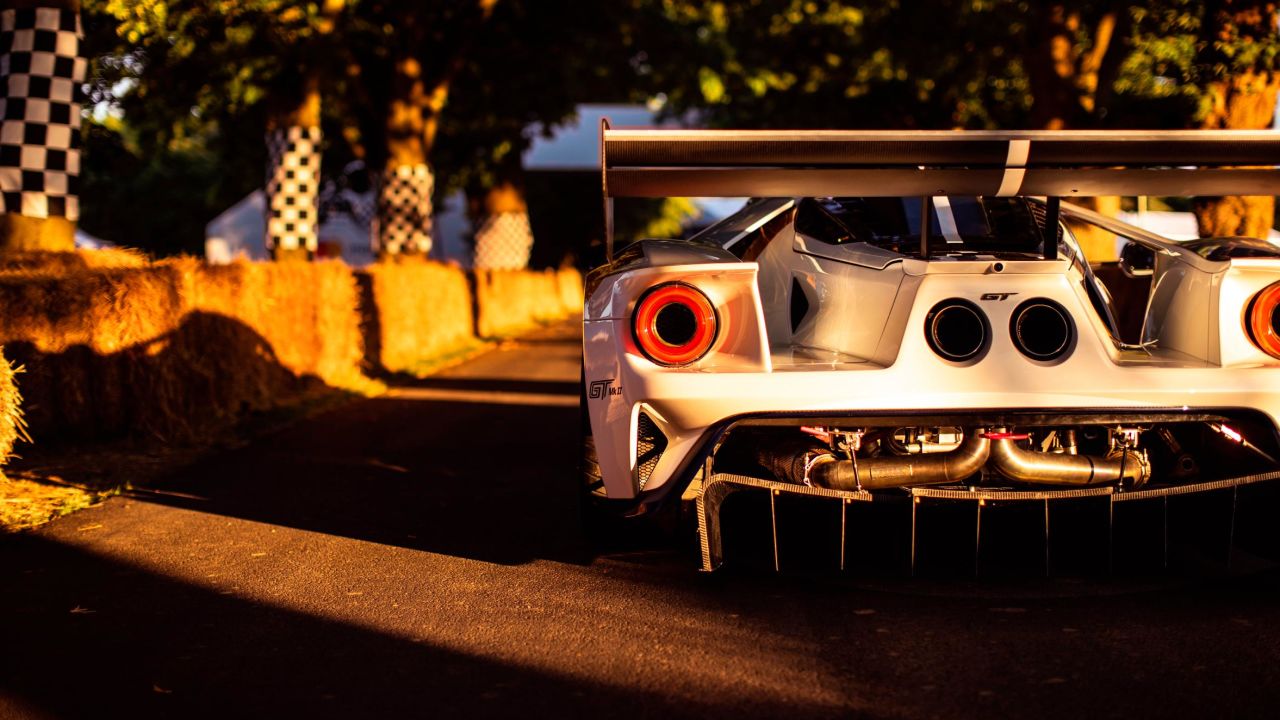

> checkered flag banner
[473,211,533,270]
[265,125,322,254]
[0,7,86,221]
[375,163,433,255]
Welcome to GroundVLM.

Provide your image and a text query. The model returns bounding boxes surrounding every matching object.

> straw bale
[0,255,366,444]
[0,248,148,277]
[475,268,582,338]
[362,261,475,373]
[556,268,584,315]
[0,349,23,469]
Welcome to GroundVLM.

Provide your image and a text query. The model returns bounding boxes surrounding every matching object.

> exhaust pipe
[809,431,990,490]
[925,300,988,362]
[1010,299,1074,361]
[988,437,1150,488]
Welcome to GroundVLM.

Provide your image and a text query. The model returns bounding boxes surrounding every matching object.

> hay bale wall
[362,262,475,373]
[475,268,584,338]
[0,256,365,444]
[0,250,584,459]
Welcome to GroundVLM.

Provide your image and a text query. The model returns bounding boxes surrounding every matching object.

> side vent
[636,412,669,491]
[790,277,810,333]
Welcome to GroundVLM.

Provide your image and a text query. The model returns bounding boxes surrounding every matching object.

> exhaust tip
[1010,298,1074,361]
[925,300,989,362]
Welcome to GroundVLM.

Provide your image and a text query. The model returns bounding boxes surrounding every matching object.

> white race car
[582,126,1280,571]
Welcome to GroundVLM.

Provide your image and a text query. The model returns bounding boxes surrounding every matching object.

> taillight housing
[1246,281,1280,359]
[632,282,718,366]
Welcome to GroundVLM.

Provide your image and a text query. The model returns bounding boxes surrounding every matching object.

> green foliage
[80,1,353,253]
[1109,2,1280,126]
[431,0,638,198]
[630,0,1038,129]
[79,117,261,254]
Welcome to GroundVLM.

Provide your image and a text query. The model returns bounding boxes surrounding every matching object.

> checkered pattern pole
[374,163,433,256]
[265,125,321,257]
[0,6,85,224]
[473,211,534,270]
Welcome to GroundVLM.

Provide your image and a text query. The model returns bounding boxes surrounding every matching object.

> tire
[582,433,606,500]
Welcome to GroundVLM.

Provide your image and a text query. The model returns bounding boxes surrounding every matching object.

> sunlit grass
[0,470,119,532]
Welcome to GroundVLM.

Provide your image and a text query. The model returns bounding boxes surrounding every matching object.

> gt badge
[589,379,623,399]
[980,293,1018,301]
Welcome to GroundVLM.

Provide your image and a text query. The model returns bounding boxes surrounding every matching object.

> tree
[1117,0,1280,238]
[0,0,87,252]
[432,0,637,268]
[640,1,1280,245]
[342,0,497,259]
[1193,1,1280,237]
[96,0,349,260]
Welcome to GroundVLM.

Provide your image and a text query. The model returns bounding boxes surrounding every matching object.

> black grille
[636,412,668,491]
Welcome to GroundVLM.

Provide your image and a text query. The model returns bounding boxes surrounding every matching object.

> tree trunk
[471,181,534,270]
[0,0,84,253]
[265,76,322,262]
[1193,69,1280,238]
[1023,5,1123,262]
[1066,196,1123,263]
[263,0,344,262]
[375,54,438,258]
[372,0,497,260]
[1026,5,1117,130]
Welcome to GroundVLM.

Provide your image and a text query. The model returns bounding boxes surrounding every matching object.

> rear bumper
[585,335,1280,503]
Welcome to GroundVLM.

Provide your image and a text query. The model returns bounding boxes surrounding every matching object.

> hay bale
[0,349,23,470]
[362,261,475,373]
[475,268,584,337]
[0,254,367,444]
[0,248,148,276]
[556,268,584,315]
[188,260,365,388]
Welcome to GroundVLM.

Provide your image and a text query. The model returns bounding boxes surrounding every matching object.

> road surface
[4,323,1280,719]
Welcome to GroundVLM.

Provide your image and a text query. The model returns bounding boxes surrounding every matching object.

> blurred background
[6,1,1280,268]
[47,0,1280,266]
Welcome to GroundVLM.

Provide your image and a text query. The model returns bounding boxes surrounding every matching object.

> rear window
[796,196,1047,257]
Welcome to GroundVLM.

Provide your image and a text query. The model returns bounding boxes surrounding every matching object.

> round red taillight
[632,283,718,366]
[1246,281,1280,360]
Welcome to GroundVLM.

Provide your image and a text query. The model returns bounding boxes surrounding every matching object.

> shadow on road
[369,376,581,396]
[0,534,840,719]
[127,390,589,566]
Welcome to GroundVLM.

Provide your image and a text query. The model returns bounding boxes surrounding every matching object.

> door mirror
[1119,241,1155,278]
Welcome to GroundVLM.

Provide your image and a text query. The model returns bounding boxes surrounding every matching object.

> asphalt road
[4,323,1280,719]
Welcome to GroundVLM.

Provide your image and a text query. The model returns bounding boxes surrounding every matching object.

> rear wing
[602,124,1280,198]
[599,121,1280,259]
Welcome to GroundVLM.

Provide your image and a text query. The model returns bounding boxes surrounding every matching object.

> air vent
[790,277,810,333]
[636,412,669,491]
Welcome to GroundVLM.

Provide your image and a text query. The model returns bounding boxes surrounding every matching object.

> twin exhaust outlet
[803,430,1150,491]
[926,297,1075,362]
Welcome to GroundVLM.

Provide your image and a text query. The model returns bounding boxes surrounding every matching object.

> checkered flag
[473,211,534,270]
[265,125,321,256]
[375,164,433,256]
[0,6,86,221]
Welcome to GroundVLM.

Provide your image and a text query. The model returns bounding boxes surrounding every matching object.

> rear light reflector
[632,282,718,366]
[1246,281,1280,359]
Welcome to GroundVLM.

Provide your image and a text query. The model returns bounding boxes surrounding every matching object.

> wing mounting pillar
[601,117,615,262]
[1043,195,1060,261]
